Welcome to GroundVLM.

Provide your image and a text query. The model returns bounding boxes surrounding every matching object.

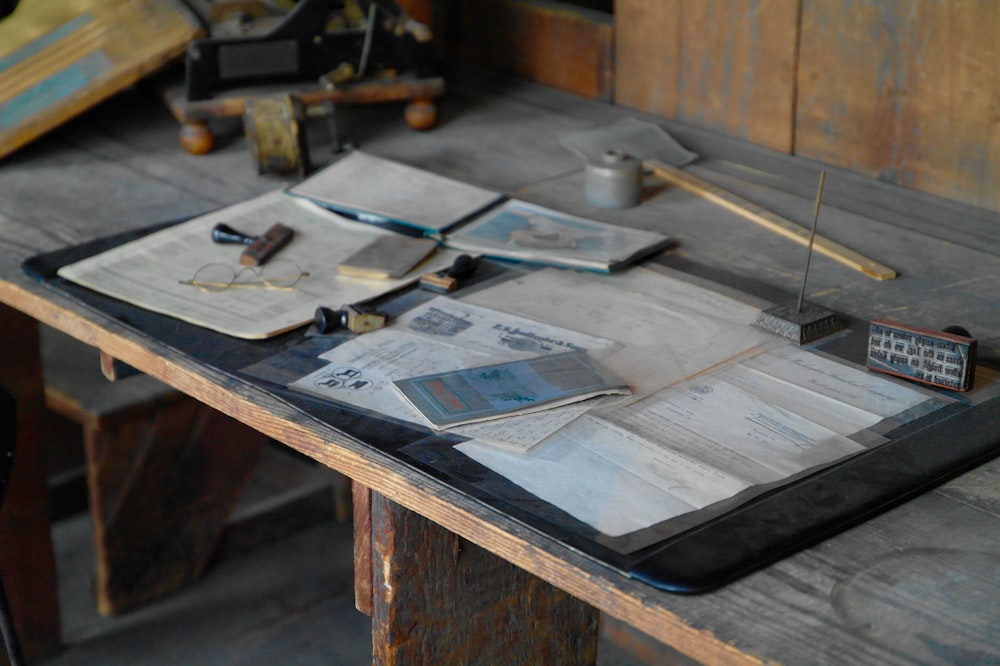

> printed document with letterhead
[459,265,777,399]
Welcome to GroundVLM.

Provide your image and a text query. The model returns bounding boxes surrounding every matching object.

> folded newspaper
[392,350,631,430]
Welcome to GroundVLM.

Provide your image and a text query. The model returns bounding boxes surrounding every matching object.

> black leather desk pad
[24,224,1000,593]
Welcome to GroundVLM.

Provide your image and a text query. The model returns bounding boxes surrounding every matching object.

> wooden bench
[40,326,346,616]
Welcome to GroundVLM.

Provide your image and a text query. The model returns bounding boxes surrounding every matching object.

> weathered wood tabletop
[2,70,999,665]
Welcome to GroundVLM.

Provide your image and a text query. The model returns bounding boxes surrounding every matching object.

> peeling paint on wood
[796,0,1000,212]
[616,0,799,154]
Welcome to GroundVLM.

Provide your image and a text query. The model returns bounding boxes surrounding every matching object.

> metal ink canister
[585,150,642,208]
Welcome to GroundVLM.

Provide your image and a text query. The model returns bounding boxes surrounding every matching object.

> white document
[553,414,753,505]
[291,329,487,423]
[454,399,602,452]
[290,297,620,449]
[738,345,931,419]
[461,266,776,397]
[592,375,869,483]
[391,295,621,359]
[57,191,463,339]
[457,436,697,537]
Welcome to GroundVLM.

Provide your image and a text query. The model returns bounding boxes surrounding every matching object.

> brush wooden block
[337,235,438,280]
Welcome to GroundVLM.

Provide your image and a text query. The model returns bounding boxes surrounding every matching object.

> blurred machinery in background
[170,0,444,174]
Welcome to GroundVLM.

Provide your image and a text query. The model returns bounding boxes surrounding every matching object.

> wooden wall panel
[443,0,999,211]
[796,1,1000,212]
[443,0,615,101]
[614,0,681,119]
[396,0,434,26]
[615,0,800,153]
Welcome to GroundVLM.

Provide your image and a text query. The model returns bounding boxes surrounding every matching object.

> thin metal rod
[0,575,24,666]
[797,170,826,313]
[358,1,378,79]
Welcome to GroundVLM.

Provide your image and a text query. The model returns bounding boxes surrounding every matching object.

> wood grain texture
[613,0,681,119]
[1,80,999,665]
[43,323,344,604]
[615,0,800,153]
[370,492,599,666]
[443,0,614,100]
[352,481,373,616]
[599,614,701,666]
[84,399,265,615]
[796,0,1000,212]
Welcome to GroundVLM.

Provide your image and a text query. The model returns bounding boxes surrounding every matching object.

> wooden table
[2,71,1000,665]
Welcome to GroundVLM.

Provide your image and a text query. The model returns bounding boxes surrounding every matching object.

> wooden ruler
[646,159,897,281]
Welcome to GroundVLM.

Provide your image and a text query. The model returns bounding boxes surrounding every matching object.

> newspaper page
[57,191,463,339]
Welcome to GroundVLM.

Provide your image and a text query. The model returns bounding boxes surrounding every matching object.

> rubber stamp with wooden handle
[211,222,294,266]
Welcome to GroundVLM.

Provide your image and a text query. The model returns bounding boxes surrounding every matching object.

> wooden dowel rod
[646,160,897,281]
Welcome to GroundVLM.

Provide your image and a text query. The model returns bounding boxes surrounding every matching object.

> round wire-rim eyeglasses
[179,260,309,292]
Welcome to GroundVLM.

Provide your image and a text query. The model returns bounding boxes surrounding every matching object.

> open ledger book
[442,199,672,272]
[288,150,671,272]
[286,150,504,233]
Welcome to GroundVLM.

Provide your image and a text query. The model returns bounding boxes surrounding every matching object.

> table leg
[353,482,373,616]
[0,305,60,662]
[366,488,599,665]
